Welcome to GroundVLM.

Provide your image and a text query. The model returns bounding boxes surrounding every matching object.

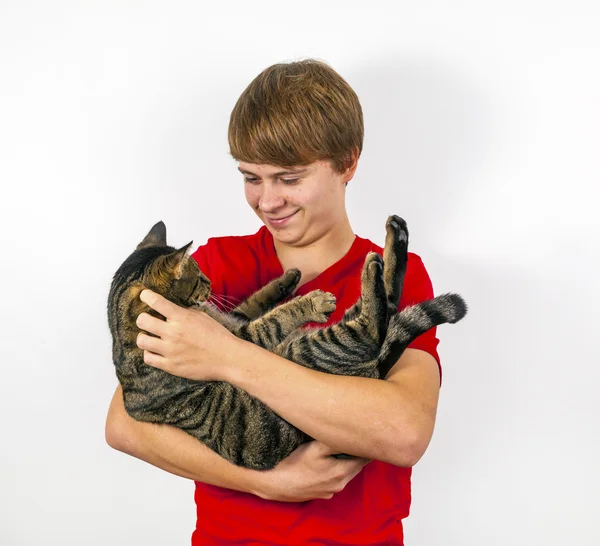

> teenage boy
[106,59,442,545]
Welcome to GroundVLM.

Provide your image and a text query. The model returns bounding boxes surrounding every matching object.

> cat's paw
[386,215,408,244]
[278,268,302,297]
[306,290,337,322]
[364,252,384,279]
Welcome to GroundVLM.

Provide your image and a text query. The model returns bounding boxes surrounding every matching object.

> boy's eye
[243,176,299,185]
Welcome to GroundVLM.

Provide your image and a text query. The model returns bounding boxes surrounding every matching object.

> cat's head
[112,221,212,309]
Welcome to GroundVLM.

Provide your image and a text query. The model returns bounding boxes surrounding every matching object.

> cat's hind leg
[340,214,409,323]
[277,252,387,378]
[352,252,389,346]
[383,215,409,312]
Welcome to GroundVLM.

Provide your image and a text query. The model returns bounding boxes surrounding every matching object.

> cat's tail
[377,293,467,377]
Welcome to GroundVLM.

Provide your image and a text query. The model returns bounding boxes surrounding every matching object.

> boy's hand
[253,441,371,502]
[136,289,240,381]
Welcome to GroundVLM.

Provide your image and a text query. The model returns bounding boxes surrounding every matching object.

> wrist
[244,467,274,499]
[228,462,272,498]
[217,335,248,383]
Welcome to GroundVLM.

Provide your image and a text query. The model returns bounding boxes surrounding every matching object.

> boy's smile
[264,209,300,228]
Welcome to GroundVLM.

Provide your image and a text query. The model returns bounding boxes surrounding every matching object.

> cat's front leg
[238,290,337,349]
[229,269,302,321]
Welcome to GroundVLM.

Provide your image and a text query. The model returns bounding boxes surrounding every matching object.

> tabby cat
[107,216,466,470]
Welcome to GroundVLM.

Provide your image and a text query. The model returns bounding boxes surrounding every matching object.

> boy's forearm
[105,385,263,495]
[222,341,435,466]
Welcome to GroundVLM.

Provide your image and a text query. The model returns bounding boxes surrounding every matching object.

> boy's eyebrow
[237,167,308,177]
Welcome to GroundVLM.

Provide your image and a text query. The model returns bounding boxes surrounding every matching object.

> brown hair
[228,59,363,173]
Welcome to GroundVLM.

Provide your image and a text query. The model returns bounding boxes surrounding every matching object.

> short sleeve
[399,253,442,385]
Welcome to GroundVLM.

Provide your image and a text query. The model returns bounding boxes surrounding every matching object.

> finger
[354,457,371,468]
[343,456,369,466]
[140,289,181,320]
[142,349,169,371]
[314,441,337,455]
[136,332,166,355]
[342,458,370,480]
[342,466,365,488]
[136,312,169,338]
[329,451,354,460]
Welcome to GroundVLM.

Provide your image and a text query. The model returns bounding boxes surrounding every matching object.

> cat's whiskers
[202,300,220,312]
[217,292,242,305]
[209,292,240,312]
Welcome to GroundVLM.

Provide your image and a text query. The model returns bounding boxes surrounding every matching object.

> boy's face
[239,158,354,247]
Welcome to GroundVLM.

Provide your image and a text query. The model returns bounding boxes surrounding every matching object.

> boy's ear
[343,146,360,183]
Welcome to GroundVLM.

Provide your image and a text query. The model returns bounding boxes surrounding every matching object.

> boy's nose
[259,185,286,212]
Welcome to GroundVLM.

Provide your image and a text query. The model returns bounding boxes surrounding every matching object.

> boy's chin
[269,225,304,244]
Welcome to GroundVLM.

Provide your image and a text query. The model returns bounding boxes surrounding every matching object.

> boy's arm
[105,385,370,502]
[135,290,441,468]
[106,385,264,491]
[223,345,440,467]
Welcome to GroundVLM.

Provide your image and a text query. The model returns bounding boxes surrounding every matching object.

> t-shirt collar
[257,225,369,295]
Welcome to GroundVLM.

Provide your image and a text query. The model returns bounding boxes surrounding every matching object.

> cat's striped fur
[107,216,467,470]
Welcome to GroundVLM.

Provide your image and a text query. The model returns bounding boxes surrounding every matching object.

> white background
[1,1,598,545]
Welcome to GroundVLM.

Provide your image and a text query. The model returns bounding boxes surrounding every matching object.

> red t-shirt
[190,225,441,546]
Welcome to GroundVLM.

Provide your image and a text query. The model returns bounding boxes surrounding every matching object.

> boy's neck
[273,219,356,291]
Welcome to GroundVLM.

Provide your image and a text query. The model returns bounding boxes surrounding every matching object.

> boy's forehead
[237,161,317,176]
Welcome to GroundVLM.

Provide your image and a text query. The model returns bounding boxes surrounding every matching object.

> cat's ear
[164,241,194,279]
[137,221,167,250]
